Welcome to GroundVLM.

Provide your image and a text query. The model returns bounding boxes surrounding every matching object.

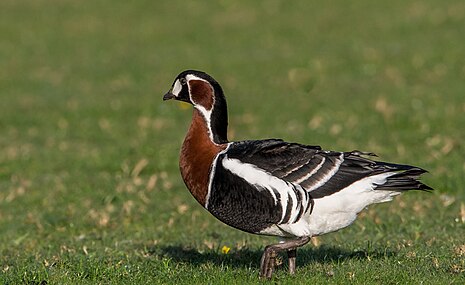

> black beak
[163,91,176,101]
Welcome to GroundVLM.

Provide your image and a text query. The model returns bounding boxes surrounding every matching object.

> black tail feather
[374,167,433,192]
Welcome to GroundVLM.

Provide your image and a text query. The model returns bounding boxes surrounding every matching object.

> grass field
[1,0,464,284]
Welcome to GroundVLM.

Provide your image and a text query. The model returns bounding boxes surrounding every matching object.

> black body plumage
[206,139,431,234]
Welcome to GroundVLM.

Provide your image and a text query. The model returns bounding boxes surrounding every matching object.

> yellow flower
[221,245,231,254]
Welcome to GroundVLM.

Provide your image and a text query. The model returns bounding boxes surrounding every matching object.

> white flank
[205,144,231,209]
[222,157,296,223]
[287,187,299,221]
[222,157,282,204]
[260,219,312,237]
[289,186,309,223]
[306,172,399,236]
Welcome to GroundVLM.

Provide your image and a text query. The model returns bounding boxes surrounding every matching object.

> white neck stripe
[187,74,216,143]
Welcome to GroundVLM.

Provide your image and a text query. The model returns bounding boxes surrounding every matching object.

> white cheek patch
[172,79,183,96]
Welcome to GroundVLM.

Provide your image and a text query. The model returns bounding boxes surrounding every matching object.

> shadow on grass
[147,244,396,269]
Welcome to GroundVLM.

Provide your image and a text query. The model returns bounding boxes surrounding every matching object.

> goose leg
[259,236,310,279]
[260,245,276,279]
[288,248,297,274]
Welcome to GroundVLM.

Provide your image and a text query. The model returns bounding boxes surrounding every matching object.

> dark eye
[180,78,187,85]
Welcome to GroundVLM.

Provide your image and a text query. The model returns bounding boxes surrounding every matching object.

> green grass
[1,0,464,284]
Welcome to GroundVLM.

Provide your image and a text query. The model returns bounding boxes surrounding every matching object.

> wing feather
[224,140,431,199]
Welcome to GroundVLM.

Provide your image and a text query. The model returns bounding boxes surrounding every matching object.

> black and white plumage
[163,70,432,279]
[208,139,429,238]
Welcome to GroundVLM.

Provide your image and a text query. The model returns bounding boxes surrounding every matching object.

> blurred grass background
[1,0,464,284]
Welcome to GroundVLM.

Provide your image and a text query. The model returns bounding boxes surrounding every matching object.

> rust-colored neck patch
[179,109,226,206]
[188,80,214,111]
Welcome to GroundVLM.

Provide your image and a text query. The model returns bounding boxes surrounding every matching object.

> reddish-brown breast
[179,109,227,206]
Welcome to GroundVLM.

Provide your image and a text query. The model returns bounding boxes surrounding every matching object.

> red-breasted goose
[163,70,432,279]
